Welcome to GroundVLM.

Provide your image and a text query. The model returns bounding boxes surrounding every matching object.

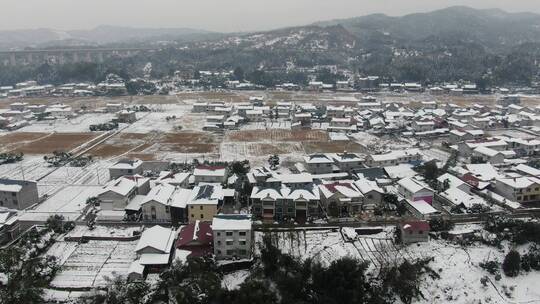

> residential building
[109,159,144,180]
[193,166,228,184]
[212,214,252,260]
[0,179,39,210]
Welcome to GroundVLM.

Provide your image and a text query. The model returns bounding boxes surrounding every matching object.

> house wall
[0,182,39,210]
[98,191,132,210]
[142,201,171,223]
[188,204,218,223]
[306,163,333,174]
[213,229,252,260]
[194,175,226,184]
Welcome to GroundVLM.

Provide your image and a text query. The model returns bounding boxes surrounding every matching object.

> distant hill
[0,25,216,50]
[313,6,540,51]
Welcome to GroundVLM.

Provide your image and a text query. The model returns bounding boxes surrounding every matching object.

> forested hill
[1,6,540,86]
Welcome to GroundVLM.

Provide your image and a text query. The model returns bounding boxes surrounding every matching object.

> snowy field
[49,239,138,289]
[257,227,540,304]
[15,113,116,133]
[120,104,200,133]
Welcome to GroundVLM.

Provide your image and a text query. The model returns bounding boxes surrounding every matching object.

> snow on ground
[35,185,101,213]
[66,225,141,239]
[222,270,250,290]
[256,227,402,271]
[49,239,138,289]
[258,226,540,304]
[16,113,116,133]
[121,104,195,133]
[405,240,540,304]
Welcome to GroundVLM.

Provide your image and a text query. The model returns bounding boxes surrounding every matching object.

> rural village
[1,75,540,303]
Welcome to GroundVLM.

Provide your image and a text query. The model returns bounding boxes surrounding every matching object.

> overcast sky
[2,0,540,32]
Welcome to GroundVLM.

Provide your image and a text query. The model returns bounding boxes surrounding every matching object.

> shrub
[502,250,521,277]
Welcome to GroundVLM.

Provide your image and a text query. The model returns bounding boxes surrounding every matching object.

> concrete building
[109,159,144,180]
[212,214,252,260]
[0,179,39,210]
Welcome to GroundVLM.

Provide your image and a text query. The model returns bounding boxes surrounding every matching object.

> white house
[212,214,252,260]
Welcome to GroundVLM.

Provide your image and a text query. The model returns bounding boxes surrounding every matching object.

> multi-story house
[212,214,252,260]
[0,179,39,210]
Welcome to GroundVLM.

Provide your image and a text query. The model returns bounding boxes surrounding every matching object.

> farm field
[48,239,138,289]
[257,227,540,304]
[0,132,100,154]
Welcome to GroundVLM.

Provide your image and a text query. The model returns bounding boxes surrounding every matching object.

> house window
[191,214,194,218]
[239,250,247,255]
[165,206,170,213]
[12,199,17,205]
[239,231,246,236]
[217,250,222,254]
[151,206,156,220]
[217,241,221,245]
[226,241,233,246]
[226,231,233,236]
[217,232,221,236]
[200,214,204,219]
[239,241,247,245]
[226,250,234,255]
[200,206,203,210]
[190,205,194,209]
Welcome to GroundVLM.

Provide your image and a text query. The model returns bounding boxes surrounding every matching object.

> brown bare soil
[157,132,218,153]
[227,129,328,142]
[0,132,50,151]
[1,132,99,154]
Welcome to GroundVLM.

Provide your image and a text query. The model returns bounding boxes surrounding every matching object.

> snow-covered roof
[514,164,540,177]
[398,177,430,193]
[304,154,334,164]
[142,184,176,205]
[110,159,143,170]
[319,182,362,199]
[407,200,439,215]
[193,166,226,177]
[354,178,383,194]
[212,214,251,231]
[441,187,485,208]
[135,225,175,254]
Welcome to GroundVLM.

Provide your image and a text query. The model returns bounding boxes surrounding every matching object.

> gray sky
[2,0,540,32]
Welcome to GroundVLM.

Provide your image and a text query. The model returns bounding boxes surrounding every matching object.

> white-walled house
[212,214,252,260]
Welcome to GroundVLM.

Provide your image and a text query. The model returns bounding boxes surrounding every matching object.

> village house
[176,220,213,258]
[117,110,137,123]
[319,182,363,217]
[134,225,176,273]
[327,105,346,118]
[328,117,357,133]
[354,178,384,210]
[399,221,430,243]
[0,179,39,210]
[250,183,320,223]
[97,176,150,210]
[155,171,191,188]
[109,159,144,180]
[364,149,422,167]
[331,152,363,171]
[141,184,176,223]
[506,138,540,157]
[472,146,515,164]
[303,154,335,174]
[411,120,435,132]
[397,177,434,204]
[494,177,540,204]
[448,129,485,144]
[212,214,252,260]
[292,112,312,128]
[457,139,508,157]
[193,166,228,184]
[186,184,224,223]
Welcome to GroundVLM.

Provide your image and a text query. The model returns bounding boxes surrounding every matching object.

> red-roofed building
[399,221,430,244]
[175,220,213,257]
